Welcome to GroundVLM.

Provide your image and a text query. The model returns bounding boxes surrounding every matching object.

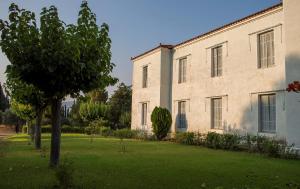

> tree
[108,83,132,129]
[5,72,47,149]
[287,81,300,93]
[151,107,172,140]
[0,2,116,167]
[0,83,9,112]
[79,102,110,122]
[10,100,35,138]
[86,89,108,103]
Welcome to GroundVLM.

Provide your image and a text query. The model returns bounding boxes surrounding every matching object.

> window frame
[257,30,275,69]
[178,57,187,84]
[177,101,187,129]
[258,94,276,133]
[142,65,148,88]
[211,98,222,130]
[211,46,222,77]
[141,103,147,126]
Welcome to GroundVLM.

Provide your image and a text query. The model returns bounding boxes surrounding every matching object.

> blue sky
[0,0,280,91]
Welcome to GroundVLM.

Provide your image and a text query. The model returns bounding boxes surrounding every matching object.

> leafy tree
[108,83,132,129]
[0,83,9,111]
[86,88,108,103]
[5,73,47,149]
[10,99,35,139]
[151,107,172,140]
[119,111,131,129]
[79,102,110,122]
[0,2,116,166]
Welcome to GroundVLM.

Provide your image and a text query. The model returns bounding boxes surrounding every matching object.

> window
[141,103,147,126]
[142,66,148,88]
[178,58,187,83]
[177,101,186,128]
[211,98,222,129]
[259,94,276,133]
[211,46,222,77]
[258,30,274,68]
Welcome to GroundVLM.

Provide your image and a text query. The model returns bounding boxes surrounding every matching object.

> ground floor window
[259,94,276,133]
[141,103,147,126]
[177,101,186,129]
[211,98,222,129]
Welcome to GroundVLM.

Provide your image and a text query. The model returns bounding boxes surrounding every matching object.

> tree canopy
[0,1,117,166]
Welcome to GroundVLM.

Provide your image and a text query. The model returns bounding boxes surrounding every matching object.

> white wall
[171,7,286,137]
[284,0,300,147]
[131,1,300,147]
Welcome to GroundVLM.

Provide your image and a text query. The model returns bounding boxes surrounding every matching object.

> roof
[130,44,173,60]
[131,2,283,61]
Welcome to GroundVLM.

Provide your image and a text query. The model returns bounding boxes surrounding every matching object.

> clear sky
[0,0,280,91]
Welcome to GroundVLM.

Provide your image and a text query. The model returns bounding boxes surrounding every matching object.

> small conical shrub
[151,107,172,140]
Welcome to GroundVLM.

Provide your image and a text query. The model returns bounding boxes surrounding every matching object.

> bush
[221,133,240,150]
[41,125,84,133]
[54,159,74,189]
[22,125,28,134]
[101,127,113,137]
[119,111,131,129]
[205,132,222,149]
[175,132,195,145]
[151,107,172,140]
[114,129,137,139]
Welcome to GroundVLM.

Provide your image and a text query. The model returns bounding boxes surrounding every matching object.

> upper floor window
[178,58,187,83]
[258,30,274,68]
[259,94,276,133]
[211,46,222,77]
[142,66,148,88]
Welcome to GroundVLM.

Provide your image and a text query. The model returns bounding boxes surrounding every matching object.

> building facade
[131,0,300,147]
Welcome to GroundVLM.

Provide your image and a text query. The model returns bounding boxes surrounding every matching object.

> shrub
[205,132,222,149]
[151,107,172,140]
[101,127,113,137]
[114,129,137,139]
[22,125,28,134]
[54,159,74,189]
[41,125,84,133]
[119,111,131,129]
[262,138,283,158]
[221,133,240,150]
[175,132,195,145]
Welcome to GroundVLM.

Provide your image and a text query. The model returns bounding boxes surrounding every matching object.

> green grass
[0,134,300,189]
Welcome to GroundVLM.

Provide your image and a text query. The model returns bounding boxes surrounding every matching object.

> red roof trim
[131,2,282,61]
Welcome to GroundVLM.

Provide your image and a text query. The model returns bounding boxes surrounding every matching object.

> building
[131,0,300,147]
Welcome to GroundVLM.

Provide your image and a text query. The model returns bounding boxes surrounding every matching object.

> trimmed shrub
[41,125,84,133]
[151,107,172,140]
[175,132,195,145]
[114,129,137,139]
[205,132,222,149]
[221,133,240,150]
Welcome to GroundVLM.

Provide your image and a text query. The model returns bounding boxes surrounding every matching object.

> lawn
[0,134,300,189]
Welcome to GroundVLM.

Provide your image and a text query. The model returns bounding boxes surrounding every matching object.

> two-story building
[131,0,300,147]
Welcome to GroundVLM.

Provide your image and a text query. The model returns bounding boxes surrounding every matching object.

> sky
[0,0,280,93]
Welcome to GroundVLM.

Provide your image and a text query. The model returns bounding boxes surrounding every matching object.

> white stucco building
[131,0,300,147]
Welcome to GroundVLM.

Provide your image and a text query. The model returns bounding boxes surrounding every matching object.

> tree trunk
[50,98,62,167]
[34,109,43,150]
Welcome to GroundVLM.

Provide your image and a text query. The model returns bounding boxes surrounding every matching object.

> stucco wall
[131,50,162,131]
[131,1,300,147]
[171,8,286,137]
[284,0,300,147]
